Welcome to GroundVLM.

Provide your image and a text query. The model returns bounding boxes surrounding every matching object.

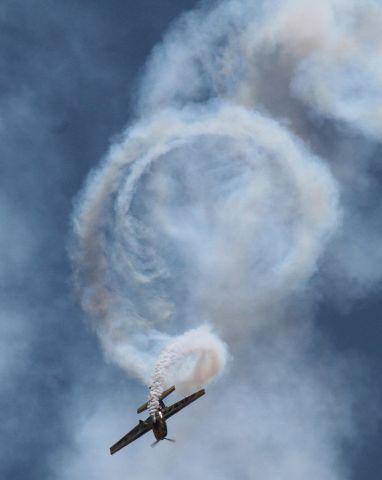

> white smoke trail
[69,1,382,476]
[148,325,227,415]
[71,102,339,401]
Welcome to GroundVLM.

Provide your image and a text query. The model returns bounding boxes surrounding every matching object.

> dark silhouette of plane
[110,386,205,454]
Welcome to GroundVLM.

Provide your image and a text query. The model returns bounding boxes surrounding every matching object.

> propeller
[151,438,176,447]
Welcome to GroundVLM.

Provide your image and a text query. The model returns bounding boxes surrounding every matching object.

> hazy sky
[1,1,381,479]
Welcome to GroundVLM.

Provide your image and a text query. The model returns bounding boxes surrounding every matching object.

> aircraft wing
[163,389,205,420]
[110,418,153,455]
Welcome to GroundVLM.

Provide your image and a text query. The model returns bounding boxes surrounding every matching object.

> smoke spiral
[71,101,339,404]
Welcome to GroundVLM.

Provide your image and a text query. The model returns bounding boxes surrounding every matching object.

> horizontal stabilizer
[137,385,176,414]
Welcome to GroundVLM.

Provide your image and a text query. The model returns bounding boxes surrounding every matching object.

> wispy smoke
[71,102,338,393]
[148,325,227,414]
[70,0,382,477]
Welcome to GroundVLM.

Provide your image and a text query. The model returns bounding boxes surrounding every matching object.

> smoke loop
[72,103,339,405]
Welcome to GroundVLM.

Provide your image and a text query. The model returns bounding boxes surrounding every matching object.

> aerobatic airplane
[109,386,205,454]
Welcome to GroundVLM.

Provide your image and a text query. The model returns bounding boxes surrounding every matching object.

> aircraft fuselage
[153,410,167,441]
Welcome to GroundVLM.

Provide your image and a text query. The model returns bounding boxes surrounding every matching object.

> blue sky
[1,1,381,479]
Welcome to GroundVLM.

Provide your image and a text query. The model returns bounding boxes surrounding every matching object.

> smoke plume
[70,0,382,477]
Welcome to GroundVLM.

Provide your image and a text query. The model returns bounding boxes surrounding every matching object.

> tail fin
[137,386,176,414]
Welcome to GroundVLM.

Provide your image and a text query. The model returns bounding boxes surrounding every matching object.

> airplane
[109,386,205,454]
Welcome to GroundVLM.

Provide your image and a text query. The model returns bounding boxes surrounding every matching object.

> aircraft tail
[137,385,175,414]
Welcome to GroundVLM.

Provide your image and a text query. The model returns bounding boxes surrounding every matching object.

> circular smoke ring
[72,102,339,408]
